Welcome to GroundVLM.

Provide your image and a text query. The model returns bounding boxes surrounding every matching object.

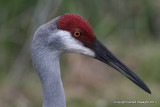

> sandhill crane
[32,13,151,107]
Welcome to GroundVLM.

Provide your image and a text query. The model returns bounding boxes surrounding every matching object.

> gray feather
[32,16,66,107]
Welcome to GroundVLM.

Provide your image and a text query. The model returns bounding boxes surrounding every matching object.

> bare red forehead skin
[57,13,95,46]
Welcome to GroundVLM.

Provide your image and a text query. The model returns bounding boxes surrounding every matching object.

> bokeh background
[0,0,160,107]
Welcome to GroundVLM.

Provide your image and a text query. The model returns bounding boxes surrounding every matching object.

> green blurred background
[0,0,160,107]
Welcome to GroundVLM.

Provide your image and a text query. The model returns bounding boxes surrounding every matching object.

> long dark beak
[88,38,151,94]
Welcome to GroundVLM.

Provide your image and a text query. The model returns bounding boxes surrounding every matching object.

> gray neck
[32,49,66,107]
[32,16,66,107]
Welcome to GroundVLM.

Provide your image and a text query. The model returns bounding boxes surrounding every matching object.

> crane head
[47,13,151,94]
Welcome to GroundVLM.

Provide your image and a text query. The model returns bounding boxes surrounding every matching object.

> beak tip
[146,88,151,94]
[139,82,151,94]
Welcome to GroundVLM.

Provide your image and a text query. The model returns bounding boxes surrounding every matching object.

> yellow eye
[73,31,81,37]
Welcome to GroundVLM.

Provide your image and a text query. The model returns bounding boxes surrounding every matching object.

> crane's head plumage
[32,13,151,94]
[58,13,95,46]
[47,13,96,57]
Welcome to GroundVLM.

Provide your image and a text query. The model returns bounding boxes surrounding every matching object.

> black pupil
[76,33,79,35]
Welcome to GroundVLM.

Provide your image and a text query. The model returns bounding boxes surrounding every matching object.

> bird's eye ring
[73,31,81,37]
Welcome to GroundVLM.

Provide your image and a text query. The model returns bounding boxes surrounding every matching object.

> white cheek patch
[54,30,95,57]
